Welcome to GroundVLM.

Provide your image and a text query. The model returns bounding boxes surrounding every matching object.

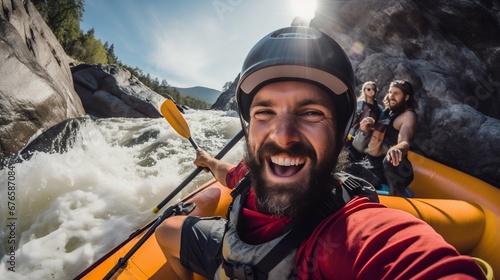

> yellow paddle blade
[160,99,190,139]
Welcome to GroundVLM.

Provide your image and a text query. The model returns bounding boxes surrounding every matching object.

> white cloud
[147,15,229,89]
[148,4,295,89]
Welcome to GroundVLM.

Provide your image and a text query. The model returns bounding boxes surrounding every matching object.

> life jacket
[215,172,378,280]
[380,110,400,147]
[348,101,370,137]
[377,108,415,150]
[365,107,417,157]
[348,101,383,139]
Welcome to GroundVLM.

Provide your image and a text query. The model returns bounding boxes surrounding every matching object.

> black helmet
[236,26,356,143]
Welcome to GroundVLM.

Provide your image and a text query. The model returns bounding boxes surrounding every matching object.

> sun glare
[291,0,317,22]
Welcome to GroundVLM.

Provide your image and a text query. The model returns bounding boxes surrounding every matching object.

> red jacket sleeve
[295,197,485,279]
[225,161,248,189]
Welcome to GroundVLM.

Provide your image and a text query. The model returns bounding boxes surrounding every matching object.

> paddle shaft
[188,137,199,150]
[153,129,244,213]
[103,202,194,280]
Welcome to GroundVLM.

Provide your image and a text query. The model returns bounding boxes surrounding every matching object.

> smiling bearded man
[244,81,339,218]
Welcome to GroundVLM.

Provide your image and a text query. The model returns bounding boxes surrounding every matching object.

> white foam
[0,110,244,279]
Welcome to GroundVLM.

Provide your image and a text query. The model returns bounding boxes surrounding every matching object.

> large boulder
[213,0,500,188]
[211,75,239,112]
[72,64,165,118]
[16,117,89,162]
[0,0,85,158]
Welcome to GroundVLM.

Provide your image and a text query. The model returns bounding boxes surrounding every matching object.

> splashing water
[0,110,244,279]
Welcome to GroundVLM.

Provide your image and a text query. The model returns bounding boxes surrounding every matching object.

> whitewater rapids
[0,110,244,279]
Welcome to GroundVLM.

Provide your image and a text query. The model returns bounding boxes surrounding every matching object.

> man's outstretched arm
[194,149,235,187]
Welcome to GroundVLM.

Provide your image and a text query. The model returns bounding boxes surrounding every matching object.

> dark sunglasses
[365,88,375,91]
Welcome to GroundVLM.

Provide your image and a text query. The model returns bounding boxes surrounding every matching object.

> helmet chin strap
[239,116,250,140]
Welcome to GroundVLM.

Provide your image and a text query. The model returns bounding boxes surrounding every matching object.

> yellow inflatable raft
[75,151,499,279]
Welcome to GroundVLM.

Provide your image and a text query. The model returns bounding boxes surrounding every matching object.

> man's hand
[194,149,213,172]
[386,147,403,166]
[193,149,235,187]
[359,117,375,133]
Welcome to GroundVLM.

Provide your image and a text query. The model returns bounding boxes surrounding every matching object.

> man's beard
[389,99,406,113]
[245,141,337,218]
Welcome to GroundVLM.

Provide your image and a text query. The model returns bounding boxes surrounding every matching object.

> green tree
[104,42,119,64]
[73,28,107,64]
[222,81,233,92]
[34,0,85,50]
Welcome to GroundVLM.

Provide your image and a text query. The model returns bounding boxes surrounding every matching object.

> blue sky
[81,1,317,91]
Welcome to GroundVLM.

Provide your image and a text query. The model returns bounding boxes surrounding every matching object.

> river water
[0,110,245,279]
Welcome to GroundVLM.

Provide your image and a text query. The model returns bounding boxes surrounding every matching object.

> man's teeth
[270,157,305,166]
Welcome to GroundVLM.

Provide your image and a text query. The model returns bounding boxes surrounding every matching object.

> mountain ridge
[175,86,221,105]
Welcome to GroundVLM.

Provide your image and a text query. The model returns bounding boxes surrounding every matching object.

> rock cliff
[0,0,85,158]
[212,0,500,188]
[211,75,239,112]
[72,64,165,118]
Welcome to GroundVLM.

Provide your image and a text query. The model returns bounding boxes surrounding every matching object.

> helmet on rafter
[236,26,356,144]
